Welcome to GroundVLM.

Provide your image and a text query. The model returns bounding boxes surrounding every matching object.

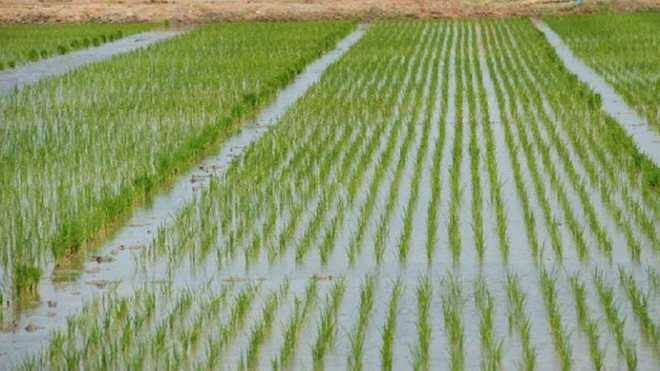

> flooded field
[0,20,354,313]
[2,16,660,370]
[545,11,660,136]
[0,23,157,71]
[0,30,182,96]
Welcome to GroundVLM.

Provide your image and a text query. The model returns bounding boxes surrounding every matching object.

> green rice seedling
[320,201,345,265]
[312,279,346,371]
[495,22,641,261]
[412,277,432,371]
[425,24,452,264]
[380,280,403,371]
[510,18,659,223]
[479,23,541,259]
[518,317,536,371]
[619,267,660,349]
[14,18,660,371]
[293,126,356,263]
[442,275,464,371]
[56,44,69,55]
[648,268,660,295]
[462,23,486,262]
[349,118,402,263]
[379,121,422,263]
[13,263,41,302]
[1,20,356,303]
[273,280,318,370]
[0,23,155,69]
[486,23,567,260]
[243,285,286,370]
[511,82,590,262]
[26,49,39,61]
[447,24,465,264]
[418,24,448,258]
[348,275,376,371]
[399,26,443,264]
[538,269,571,371]
[474,278,503,371]
[20,284,203,369]
[203,285,261,369]
[490,21,611,264]
[593,270,637,370]
[569,276,604,370]
[546,12,660,134]
[471,23,510,260]
[374,214,391,264]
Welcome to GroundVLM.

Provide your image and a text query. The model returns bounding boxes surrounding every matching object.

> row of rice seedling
[21,266,659,369]
[0,23,156,70]
[0,21,355,303]
[545,11,660,133]
[11,18,660,369]
[505,274,536,370]
[15,20,448,367]
[347,275,375,371]
[146,21,435,274]
[510,21,651,257]
[480,17,659,367]
[482,18,659,264]
[570,275,605,370]
[141,21,653,365]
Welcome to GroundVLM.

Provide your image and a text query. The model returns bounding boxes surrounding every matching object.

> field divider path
[532,18,660,166]
[0,30,182,96]
[0,24,367,369]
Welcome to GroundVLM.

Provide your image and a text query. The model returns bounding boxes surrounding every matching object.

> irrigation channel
[0,24,367,368]
[0,30,182,96]
[3,19,660,370]
[533,19,660,166]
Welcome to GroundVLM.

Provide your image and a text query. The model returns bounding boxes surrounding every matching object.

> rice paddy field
[0,20,353,299]
[2,12,660,371]
[0,23,157,70]
[545,11,660,133]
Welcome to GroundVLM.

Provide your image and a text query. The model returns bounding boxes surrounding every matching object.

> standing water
[533,18,660,166]
[0,24,367,369]
[0,31,182,96]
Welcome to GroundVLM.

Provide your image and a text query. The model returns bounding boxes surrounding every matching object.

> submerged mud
[0,31,181,96]
[0,24,367,369]
[532,19,660,166]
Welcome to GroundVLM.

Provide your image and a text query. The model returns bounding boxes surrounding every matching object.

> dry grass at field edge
[0,0,658,24]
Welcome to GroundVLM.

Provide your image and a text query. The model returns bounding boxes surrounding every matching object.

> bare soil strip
[533,18,660,166]
[0,30,181,96]
[1,0,657,23]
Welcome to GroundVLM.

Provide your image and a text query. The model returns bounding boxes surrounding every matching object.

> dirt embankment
[0,0,658,24]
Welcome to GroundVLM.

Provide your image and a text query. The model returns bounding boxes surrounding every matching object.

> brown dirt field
[0,0,657,23]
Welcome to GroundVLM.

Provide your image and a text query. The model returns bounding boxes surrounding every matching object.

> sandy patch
[0,0,657,24]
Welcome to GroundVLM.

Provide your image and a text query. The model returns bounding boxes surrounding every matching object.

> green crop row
[9,17,660,370]
[0,23,157,70]
[546,11,660,133]
[0,20,355,302]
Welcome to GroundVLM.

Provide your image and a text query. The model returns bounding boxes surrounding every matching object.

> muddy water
[0,24,367,369]
[532,19,660,166]
[0,31,182,96]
